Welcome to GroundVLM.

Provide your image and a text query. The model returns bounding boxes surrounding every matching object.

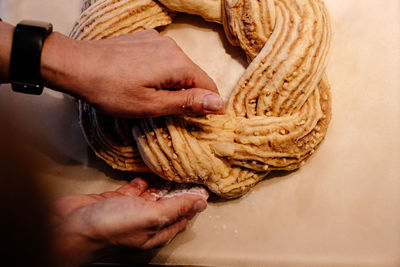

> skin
[0,21,219,265]
[0,22,224,117]
[51,177,208,266]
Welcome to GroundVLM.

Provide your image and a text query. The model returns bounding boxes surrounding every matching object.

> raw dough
[72,0,332,198]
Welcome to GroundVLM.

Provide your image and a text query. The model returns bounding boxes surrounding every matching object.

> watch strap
[9,20,53,95]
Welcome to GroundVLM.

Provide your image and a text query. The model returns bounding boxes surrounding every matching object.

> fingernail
[193,200,207,212]
[203,93,223,112]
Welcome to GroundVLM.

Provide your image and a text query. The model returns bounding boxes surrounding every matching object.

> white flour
[150,182,209,200]
[161,184,209,200]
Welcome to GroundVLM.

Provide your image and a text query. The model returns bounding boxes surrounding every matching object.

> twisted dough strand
[72,0,172,172]
[73,0,332,198]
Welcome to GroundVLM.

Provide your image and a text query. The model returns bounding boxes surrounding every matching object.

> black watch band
[9,20,53,95]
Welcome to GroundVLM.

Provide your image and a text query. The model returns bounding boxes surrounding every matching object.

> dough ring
[71,0,332,198]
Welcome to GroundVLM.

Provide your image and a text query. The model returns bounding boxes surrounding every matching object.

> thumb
[154,88,224,116]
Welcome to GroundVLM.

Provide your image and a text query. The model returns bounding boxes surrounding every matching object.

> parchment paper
[0,0,399,266]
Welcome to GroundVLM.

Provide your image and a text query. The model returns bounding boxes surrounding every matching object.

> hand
[51,177,208,266]
[41,29,224,118]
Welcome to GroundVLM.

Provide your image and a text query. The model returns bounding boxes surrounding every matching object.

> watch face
[19,20,53,32]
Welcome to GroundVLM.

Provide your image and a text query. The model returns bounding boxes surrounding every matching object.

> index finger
[168,38,219,95]
[189,63,219,95]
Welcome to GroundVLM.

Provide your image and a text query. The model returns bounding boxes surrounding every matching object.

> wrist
[53,214,111,266]
[40,32,81,94]
[0,22,14,83]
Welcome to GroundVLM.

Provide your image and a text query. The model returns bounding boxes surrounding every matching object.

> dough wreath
[72,0,332,198]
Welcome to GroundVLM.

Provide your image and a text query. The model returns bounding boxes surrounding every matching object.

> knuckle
[183,92,195,113]
[182,89,206,116]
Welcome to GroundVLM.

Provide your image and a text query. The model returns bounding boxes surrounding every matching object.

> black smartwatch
[9,20,53,95]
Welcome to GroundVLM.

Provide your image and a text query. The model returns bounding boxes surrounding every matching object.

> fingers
[188,64,220,95]
[147,33,223,116]
[76,192,207,251]
[141,218,189,249]
[155,194,207,228]
[156,34,219,95]
[151,88,225,117]
[140,180,173,201]
[116,177,149,197]
[140,191,208,249]
[100,191,122,198]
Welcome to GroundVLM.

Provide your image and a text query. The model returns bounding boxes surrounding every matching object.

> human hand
[41,29,224,117]
[51,177,208,266]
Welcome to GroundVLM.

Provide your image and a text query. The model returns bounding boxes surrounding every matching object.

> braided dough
[72,0,332,198]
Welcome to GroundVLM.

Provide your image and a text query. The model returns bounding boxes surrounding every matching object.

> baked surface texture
[72,0,332,198]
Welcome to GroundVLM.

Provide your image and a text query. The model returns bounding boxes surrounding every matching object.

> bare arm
[0,22,13,83]
[0,21,224,117]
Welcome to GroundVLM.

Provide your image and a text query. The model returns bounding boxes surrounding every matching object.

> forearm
[0,20,81,94]
[0,22,14,83]
[1,21,223,117]
[40,31,84,96]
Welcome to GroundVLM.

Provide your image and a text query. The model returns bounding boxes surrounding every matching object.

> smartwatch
[9,20,53,95]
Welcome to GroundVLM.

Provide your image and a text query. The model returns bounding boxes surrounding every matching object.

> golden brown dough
[73,0,332,198]
[158,0,222,23]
